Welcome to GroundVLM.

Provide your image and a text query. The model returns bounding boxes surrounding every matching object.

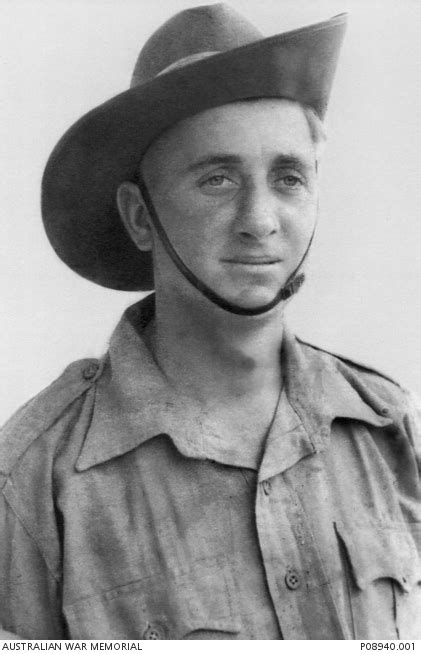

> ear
[116,181,153,252]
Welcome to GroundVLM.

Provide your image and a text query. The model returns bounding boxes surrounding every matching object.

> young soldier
[1,4,420,640]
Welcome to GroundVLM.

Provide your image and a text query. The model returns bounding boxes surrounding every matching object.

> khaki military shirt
[0,296,420,639]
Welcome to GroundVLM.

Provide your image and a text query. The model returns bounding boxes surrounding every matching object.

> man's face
[142,99,319,310]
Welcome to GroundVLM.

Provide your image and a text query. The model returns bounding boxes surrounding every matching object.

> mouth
[222,257,282,266]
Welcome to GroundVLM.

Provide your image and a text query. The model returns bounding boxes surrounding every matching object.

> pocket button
[143,623,164,639]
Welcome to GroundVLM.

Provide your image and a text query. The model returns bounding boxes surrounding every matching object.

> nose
[235,180,280,242]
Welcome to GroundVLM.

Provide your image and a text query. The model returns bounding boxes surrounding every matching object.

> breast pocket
[335,520,421,639]
[64,563,241,640]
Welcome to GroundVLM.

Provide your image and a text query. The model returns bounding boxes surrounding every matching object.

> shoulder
[0,357,105,477]
[295,337,421,467]
[296,336,408,407]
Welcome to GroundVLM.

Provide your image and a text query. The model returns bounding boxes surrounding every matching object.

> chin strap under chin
[136,175,312,316]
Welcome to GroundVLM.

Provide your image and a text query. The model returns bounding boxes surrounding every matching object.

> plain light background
[1,0,420,424]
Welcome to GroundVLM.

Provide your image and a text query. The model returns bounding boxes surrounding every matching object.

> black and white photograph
[1,0,420,641]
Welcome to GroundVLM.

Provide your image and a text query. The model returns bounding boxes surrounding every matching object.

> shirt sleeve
[0,359,97,639]
[400,390,421,560]
[0,476,65,639]
[405,390,421,480]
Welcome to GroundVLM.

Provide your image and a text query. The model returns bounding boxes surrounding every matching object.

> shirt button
[285,568,301,590]
[380,407,390,416]
[143,624,164,640]
[262,480,271,495]
[82,362,99,381]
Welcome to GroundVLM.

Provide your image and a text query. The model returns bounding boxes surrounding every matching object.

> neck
[146,289,284,404]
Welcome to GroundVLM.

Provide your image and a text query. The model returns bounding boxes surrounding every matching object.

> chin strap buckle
[280,273,306,300]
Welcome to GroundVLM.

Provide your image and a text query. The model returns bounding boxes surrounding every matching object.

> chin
[212,267,290,307]
[224,285,283,310]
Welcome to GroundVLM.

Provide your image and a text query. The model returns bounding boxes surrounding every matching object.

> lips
[223,257,282,265]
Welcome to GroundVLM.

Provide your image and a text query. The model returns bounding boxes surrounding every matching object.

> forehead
[142,99,314,179]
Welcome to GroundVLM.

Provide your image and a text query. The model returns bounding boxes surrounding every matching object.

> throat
[143,304,285,469]
[150,292,285,403]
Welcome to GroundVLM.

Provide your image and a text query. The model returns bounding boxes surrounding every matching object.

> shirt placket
[255,460,348,640]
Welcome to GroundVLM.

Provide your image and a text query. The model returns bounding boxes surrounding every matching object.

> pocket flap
[64,563,241,639]
[335,520,418,593]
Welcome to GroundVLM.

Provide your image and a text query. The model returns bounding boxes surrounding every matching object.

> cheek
[169,214,211,255]
[156,193,228,257]
[282,197,318,241]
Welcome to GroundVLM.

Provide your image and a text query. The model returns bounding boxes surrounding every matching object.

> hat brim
[42,14,347,291]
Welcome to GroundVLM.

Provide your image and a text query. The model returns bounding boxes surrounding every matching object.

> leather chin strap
[137,175,314,317]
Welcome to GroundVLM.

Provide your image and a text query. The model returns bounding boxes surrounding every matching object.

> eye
[282,175,302,187]
[273,171,305,192]
[202,174,234,187]
[198,172,238,195]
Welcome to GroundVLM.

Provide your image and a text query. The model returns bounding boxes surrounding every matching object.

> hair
[301,104,327,160]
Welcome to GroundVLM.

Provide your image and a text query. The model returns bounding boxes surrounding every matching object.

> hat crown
[131,3,262,87]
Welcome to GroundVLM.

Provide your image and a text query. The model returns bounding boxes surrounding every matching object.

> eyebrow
[185,154,242,173]
[185,153,311,174]
[271,154,310,170]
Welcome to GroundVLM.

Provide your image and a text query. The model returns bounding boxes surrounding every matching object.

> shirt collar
[76,295,392,473]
